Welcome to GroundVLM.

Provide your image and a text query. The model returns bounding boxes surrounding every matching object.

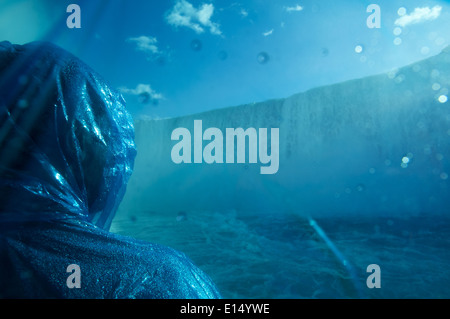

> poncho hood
[0,41,137,230]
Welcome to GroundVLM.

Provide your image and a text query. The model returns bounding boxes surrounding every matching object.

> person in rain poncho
[0,41,221,299]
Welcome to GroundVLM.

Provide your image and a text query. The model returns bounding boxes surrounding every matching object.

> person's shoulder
[104,230,222,299]
[135,240,221,299]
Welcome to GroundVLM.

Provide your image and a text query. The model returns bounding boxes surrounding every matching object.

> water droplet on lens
[421,46,430,55]
[431,69,440,78]
[190,39,202,51]
[176,211,187,222]
[438,95,448,103]
[17,99,28,109]
[394,74,405,83]
[321,48,329,57]
[257,51,270,64]
[156,56,166,66]
[355,45,363,54]
[398,7,406,16]
[138,92,151,104]
[435,37,445,46]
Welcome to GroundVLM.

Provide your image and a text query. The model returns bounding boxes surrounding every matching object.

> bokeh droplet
[190,39,202,51]
[257,51,270,64]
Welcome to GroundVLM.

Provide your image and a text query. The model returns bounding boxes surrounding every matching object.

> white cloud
[284,4,303,12]
[119,84,163,104]
[394,6,442,27]
[166,0,222,35]
[263,29,274,37]
[126,36,159,54]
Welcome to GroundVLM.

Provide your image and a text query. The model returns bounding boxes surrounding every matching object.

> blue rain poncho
[0,41,220,299]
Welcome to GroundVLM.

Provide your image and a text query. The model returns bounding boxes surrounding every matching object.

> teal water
[111,211,450,298]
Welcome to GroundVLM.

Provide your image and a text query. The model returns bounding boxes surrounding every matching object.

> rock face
[118,46,450,219]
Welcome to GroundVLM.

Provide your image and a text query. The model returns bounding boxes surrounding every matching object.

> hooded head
[0,41,136,230]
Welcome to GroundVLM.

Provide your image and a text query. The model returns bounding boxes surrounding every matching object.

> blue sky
[1,0,450,118]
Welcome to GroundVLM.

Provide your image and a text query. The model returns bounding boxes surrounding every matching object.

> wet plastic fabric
[0,41,220,298]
